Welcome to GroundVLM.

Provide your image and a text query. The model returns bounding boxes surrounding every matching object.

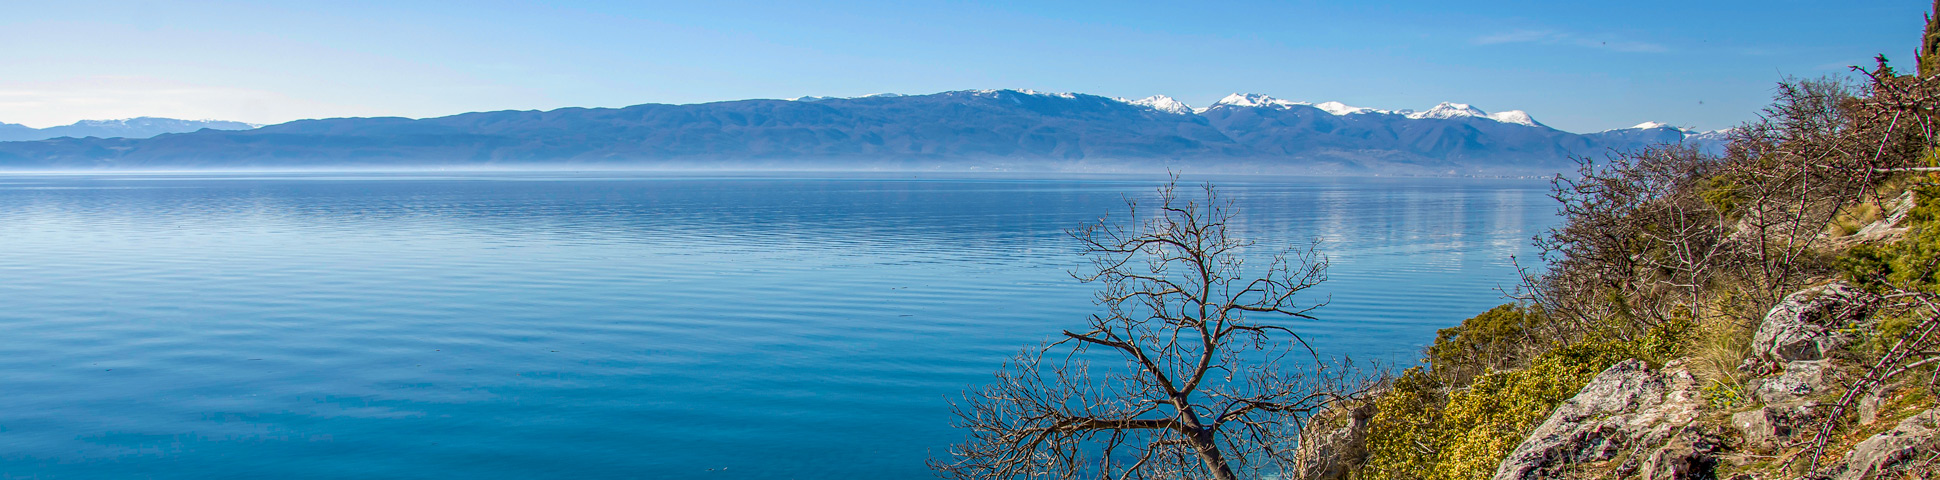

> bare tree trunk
[1190,434,1238,480]
[1174,402,1239,480]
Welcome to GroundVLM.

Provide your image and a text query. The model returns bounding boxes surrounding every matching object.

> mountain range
[0,117,258,142]
[0,90,1728,175]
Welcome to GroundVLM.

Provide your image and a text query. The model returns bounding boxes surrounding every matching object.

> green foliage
[1701,379,1750,410]
[1426,304,1538,385]
[1840,185,1940,292]
[1697,173,1745,219]
[1352,14,1940,478]
[1358,325,1682,480]
[1359,367,1444,479]
[1350,20,1940,475]
[1632,319,1689,360]
[1432,341,1642,479]
[1850,310,1924,356]
[1923,0,1940,78]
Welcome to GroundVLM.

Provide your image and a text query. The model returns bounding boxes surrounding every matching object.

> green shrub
[1359,367,1444,479]
[1840,186,1940,292]
[1433,342,1635,479]
[1698,174,1746,220]
[1359,326,1681,480]
[1848,310,1924,356]
[1426,304,1538,385]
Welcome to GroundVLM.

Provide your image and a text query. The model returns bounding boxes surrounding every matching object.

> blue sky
[0,0,1926,132]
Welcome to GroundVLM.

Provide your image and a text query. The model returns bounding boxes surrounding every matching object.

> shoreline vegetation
[937,4,1940,480]
[1292,5,1940,480]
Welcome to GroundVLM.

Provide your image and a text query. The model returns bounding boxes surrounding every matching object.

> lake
[0,172,1556,478]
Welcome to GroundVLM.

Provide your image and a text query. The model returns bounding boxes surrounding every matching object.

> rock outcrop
[1490,359,1706,480]
[1828,408,1940,480]
[1748,282,1873,366]
[1639,431,1721,480]
[1847,190,1917,244]
[1727,283,1879,455]
[1730,402,1820,451]
[1748,360,1831,405]
[1289,398,1376,480]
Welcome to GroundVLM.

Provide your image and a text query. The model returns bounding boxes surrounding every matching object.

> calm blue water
[0,172,1555,479]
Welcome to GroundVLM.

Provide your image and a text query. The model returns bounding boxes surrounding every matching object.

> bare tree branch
[933,178,1363,480]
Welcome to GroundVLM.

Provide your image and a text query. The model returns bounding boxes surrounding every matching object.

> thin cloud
[1473,29,1667,53]
[0,76,372,128]
[1473,30,1555,45]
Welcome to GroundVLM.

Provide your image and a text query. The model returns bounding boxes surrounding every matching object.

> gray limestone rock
[1749,360,1830,405]
[1830,408,1940,480]
[1749,283,1873,365]
[1730,403,1819,451]
[1490,359,1706,480]
[1288,399,1375,480]
[1857,390,1886,426]
[1641,431,1722,480]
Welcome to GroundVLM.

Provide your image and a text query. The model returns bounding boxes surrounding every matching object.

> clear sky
[1,0,1928,133]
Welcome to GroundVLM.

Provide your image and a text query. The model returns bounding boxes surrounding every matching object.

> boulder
[1748,360,1830,405]
[1730,402,1819,451]
[1829,407,1940,480]
[1749,283,1873,365]
[1640,431,1722,480]
[1288,398,1375,480]
[1490,359,1706,480]
[1857,390,1887,426]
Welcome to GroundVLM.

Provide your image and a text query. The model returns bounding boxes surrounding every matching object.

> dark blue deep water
[0,172,1556,479]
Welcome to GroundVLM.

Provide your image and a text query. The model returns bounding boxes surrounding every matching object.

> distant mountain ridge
[0,117,258,142]
[0,90,1727,175]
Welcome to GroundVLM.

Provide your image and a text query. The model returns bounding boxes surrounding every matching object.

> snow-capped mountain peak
[1314,101,1384,115]
[1014,89,1077,99]
[1487,110,1543,127]
[1687,128,1734,141]
[1407,102,1488,120]
[955,89,1082,100]
[1211,93,1308,109]
[1127,95,1195,115]
[0,89,1734,173]
[1599,122,1703,134]
[791,93,902,102]
[1209,96,1552,126]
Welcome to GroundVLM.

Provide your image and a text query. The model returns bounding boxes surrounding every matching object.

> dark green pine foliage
[1922,0,1940,77]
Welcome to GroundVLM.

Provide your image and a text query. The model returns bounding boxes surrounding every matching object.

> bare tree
[1525,77,1879,346]
[1532,144,1730,340]
[931,180,1350,480]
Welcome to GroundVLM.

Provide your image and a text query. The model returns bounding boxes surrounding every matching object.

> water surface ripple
[0,173,1555,478]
